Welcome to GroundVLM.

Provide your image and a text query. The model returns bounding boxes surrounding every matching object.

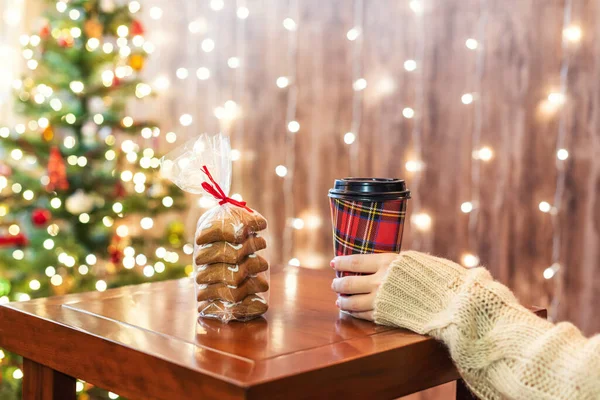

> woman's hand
[330,253,399,321]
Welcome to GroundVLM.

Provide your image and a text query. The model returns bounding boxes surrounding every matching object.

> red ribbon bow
[201,165,253,212]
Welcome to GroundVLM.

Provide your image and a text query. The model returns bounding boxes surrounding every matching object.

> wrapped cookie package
[162,134,269,323]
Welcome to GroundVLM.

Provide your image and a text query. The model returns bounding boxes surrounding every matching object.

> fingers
[336,292,376,313]
[331,253,396,274]
[348,310,374,321]
[331,276,374,294]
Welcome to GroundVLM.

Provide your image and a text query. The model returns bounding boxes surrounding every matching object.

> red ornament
[0,162,12,176]
[0,233,28,247]
[31,209,51,226]
[114,181,126,198]
[108,235,123,264]
[130,20,144,36]
[57,36,74,48]
[47,146,69,191]
[40,24,50,39]
[112,75,121,87]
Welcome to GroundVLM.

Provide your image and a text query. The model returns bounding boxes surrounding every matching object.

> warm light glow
[201,38,215,52]
[557,148,569,160]
[196,67,211,80]
[461,201,474,213]
[473,146,494,161]
[176,68,188,79]
[122,116,134,127]
[231,149,241,160]
[288,258,301,266]
[162,196,174,207]
[539,201,552,213]
[11,149,23,160]
[45,266,56,277]
[116,225,129,237]
[283,18,297,31]
[23,190,34,200]
[69,9,80,20]
[79,213,90,223]
[50,198,62,209]
[136,254,147,266]
[276,76,289,88]
[51,274,63,286]
[210,0,224,10]
[228,57,240,69]
[465,38,478,50]
[179,114,193,126]
[287,121,300,133]
[563,25,582,43]
[135,83,152,98]
[411,212,432,231]
[353,78,367,91]
[96,280,107,292]
[404,59,417,71]
[461,93,474,104]
[344,132,356,144]
[346,27,361,41]
[12,369,23,380]
[79,265,89,275]
[548,92,565,105]
[128,1,141,13]
[154,262,166,273]
[140,217,154,230]
[70,81,84,93]
[402,107,415,119]
[237,7,249,19]
[291,218,305,230]
[275,165,288,177]
[461,253,480,268]
[117,25,129,37]
[544,263,560,279]
[86,254,97,265]
[29,279,41,290]
[143,265,154,277]
[8,224,19,235]
[43,239,55,249]
[149,6,163,19]
[409,0,423,13]
[405,160,424,172]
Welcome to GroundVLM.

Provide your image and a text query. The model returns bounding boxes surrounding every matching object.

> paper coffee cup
[328,178,410,278]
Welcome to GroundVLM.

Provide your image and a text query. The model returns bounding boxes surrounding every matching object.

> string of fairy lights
[460,0,489,269]
[545,0,578,321]
[345,0,364,174]
[403,0,430,248]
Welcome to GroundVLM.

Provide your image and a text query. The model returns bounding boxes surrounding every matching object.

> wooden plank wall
[139,0,600,352]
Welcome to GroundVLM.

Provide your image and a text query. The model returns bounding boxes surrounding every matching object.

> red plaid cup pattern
[330,197,407,278]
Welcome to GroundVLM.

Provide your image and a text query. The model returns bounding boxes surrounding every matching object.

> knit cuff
[373,251,468,334]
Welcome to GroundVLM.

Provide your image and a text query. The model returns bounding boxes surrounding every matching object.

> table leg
[23,358,76,400]
[456,379,477,400]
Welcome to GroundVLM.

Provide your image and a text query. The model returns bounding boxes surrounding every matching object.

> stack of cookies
[194,207,269,321]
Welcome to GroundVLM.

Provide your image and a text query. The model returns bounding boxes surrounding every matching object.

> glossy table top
[0,267,462,399]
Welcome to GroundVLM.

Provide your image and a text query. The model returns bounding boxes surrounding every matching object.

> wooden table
[0,266,544,400]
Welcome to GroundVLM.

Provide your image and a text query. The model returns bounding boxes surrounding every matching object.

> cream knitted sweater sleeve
[373,251,600,400]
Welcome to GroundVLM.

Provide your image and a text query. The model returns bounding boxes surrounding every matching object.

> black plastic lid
[328,178,411,201]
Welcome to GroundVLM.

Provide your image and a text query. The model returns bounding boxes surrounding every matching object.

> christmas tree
[0,0,189,397]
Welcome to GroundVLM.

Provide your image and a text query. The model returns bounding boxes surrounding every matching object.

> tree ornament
[42,125,54,141]
[0,277,10,296]
[0,162,12,176]
[112,75,121,86]
[57,34,74,48]
[128,54,144,71]
[31,209,51,226]
[167,221,185,246]
[108,234,124,264]
[84,19,103,39]
[130,20,144,36]
[65,189,95,214]
[0,232,28,247]
[47,146,69,191]
[40,23,50,39]
[114,181,126,198]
